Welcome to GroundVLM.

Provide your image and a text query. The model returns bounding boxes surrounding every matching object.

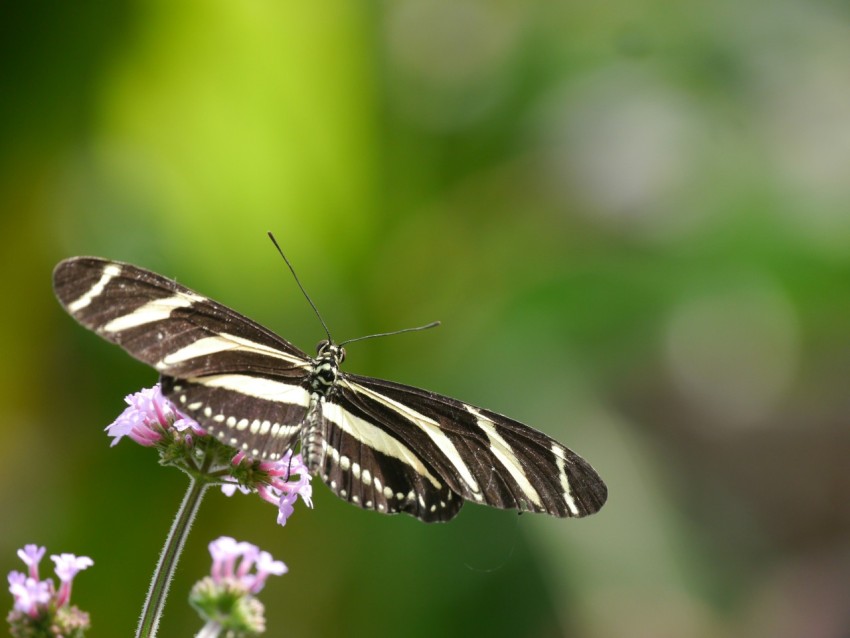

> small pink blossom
[261,452,314,526]
[52,554,94,583]
[8,572,51,616]
[16,544,45,580]
[51,553,94,607]
[231,450,247,465]
[251,551,287,593]
[208,536,241,582]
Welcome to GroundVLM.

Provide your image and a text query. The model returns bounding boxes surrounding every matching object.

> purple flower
[208,536,241,582]
[7,544,93,622]
[106,384,203,447]
[51,553,94,607]
[191,537,287,634]
[16,544,45,580]
[250,551,287,593]
[51,554,94,583]
[260,452,314,526]
[206,537,287,594]
[8,571,51,616]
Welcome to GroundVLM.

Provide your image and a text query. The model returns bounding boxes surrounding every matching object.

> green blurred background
[3,0,850,636]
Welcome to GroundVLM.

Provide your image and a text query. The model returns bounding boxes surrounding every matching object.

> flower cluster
[207,537,287,594]
[105,384,205,447]
[7,544,93,637]
[223,450,313,527]
[107,384,314,526]
[190,537,287,635]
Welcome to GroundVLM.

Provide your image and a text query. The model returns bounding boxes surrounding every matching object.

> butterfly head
[316,339,346,364]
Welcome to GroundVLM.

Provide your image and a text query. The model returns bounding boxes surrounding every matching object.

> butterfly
[53,255,607,522]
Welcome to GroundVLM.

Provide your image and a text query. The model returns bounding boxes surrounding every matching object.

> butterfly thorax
[306,341,345,397]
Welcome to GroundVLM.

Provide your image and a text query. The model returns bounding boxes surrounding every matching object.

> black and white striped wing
[318,402,464,521]
[53,257,312,460]
[318,374,607,522]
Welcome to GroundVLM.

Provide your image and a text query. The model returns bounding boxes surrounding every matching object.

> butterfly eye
[338,347,346,363]
[316,339,330,355]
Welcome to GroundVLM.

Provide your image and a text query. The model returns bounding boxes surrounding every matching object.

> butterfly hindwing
[161,375,309,460]
[318,408,463,521]
[335,374,607,518]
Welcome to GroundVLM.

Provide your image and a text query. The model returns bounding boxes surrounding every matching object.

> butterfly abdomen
[301,394,326,474]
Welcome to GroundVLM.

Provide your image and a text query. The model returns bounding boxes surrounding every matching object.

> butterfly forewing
[53,256,607,522]
[54,257,313,459]
[53,257,311,375]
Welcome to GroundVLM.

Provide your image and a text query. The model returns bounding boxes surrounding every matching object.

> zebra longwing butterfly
[53,256,607,522]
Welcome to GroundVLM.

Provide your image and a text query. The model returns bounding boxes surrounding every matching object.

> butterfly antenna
[268,232,333,343]
[339,321,440,347]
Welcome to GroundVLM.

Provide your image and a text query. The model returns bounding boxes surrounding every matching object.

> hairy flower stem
[136,474,210,638]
